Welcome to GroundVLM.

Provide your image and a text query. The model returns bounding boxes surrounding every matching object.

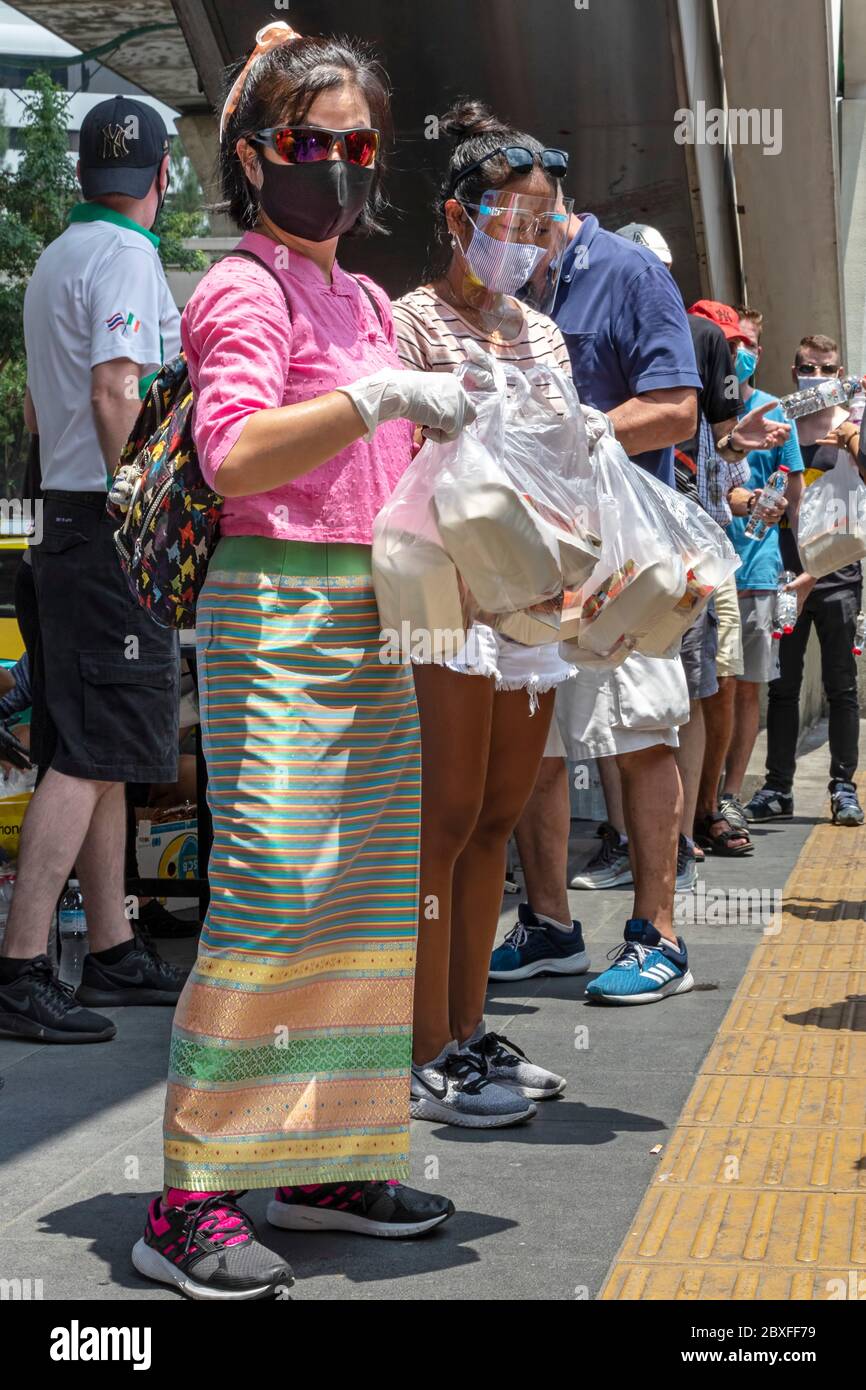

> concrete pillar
[841,0,866,375]
[716,0,843,395]
[175,111,235,238]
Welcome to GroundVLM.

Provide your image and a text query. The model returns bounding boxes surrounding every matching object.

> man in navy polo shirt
[495,213,704,1004]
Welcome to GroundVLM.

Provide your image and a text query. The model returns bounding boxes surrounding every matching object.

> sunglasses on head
[796,361,840,376]
[253,125,380,167]
[450,145,569,196]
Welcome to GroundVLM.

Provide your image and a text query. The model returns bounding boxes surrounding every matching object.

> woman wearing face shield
[393,100,592,1129]
[131,24,473,1301]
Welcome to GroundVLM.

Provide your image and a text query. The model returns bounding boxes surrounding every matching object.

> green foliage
[0,72,78,489]
[157,209,208,272]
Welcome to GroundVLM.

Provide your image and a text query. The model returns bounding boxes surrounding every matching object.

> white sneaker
[410,1042,536,1128]
[459,1025,566,1100]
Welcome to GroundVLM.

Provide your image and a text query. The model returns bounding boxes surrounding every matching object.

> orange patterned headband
[219,21,302,142]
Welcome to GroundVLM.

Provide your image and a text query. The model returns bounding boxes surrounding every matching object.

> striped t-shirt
[392,284,573,411]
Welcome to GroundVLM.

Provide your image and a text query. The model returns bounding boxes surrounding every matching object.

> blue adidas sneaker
[489,903,590,981]
[586,919,694,1005]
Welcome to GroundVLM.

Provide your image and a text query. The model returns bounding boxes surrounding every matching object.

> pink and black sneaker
[132,1193,294,1300]
[266,1180,454,1238]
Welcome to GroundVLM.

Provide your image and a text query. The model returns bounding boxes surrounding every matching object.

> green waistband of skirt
[213,536,372,577]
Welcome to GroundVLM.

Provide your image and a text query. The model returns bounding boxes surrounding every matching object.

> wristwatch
[718,429,748,456]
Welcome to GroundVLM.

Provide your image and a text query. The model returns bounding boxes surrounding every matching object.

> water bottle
[744,465,790,540]
[853,612,866,657]
[779,375,860,421]
[772,572,798,640]
[0,871,15,952]
[58,879,86,939]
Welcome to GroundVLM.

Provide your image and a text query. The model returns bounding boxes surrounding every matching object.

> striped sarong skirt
[163,537,421,1191]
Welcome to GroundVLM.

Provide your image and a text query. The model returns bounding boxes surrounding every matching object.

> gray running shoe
[830,780,864,826]
[570,821,633,889]
[675,834,698,892]
[719,792,749,832]
[460,1025,566,1100]
[410,1042,536,1127]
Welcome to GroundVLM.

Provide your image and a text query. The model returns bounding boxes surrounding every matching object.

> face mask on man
[734,345,759,383]
[460,211,546,296]
[258,158,373,241]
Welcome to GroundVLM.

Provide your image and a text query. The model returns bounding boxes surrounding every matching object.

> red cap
[688,299,742,343]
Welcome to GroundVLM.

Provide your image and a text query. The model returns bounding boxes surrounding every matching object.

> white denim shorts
[446,622,577,711]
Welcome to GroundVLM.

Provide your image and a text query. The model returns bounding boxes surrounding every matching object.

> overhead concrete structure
[5,0,853,387]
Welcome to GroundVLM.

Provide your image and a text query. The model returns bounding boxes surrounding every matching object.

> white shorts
[446,622,576,709]
[552,651,690,759]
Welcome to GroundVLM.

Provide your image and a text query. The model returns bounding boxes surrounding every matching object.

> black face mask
[257,158,374,241]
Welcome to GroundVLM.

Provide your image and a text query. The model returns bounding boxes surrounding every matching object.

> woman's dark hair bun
[439,98,509,145]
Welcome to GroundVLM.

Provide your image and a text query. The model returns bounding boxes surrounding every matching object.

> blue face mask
[735,346,758,383]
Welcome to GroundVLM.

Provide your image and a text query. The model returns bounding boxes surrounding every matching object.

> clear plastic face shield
[453,188,575,326]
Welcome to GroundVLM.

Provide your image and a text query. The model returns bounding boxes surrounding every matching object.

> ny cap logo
[100,123,130,160]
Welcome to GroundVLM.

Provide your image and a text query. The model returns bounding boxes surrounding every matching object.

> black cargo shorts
[30,491,179,782]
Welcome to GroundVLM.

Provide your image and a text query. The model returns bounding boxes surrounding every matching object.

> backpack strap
[349,273,386,330]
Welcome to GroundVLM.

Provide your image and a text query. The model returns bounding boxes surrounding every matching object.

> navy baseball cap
[78,96,169,200]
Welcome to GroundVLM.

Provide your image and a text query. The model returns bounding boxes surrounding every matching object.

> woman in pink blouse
[132,23,471,1301]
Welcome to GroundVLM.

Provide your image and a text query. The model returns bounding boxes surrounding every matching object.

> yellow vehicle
[0,528,26,664]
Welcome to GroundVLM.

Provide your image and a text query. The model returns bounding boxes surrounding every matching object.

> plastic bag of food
[559,434,687,660]
[632,464,739,656]
[797,453,866,578]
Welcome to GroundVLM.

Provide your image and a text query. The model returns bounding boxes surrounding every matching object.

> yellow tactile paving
[600,822,866,1301]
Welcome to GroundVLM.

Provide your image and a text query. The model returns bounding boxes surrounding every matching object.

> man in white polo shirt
[0,97,186,1043]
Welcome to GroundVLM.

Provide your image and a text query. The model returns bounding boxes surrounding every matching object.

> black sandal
[694,812,753,856]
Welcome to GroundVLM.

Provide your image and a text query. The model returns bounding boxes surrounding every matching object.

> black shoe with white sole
[76,935,188,1007]
[0,955,116,1043]
[132,1194,294,1301]
[267,1180,454,1238]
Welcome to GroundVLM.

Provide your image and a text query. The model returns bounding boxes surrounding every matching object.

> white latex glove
[582,405,614,451]
[338,369,476,443]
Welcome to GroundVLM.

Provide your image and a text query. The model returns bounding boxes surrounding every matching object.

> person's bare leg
[723,680,761,799]
[675,701,704,836]
[598,755,625,835]
[75,782,136,952]
[411,664,493,1065]
[697,676,736,818]
[514,755,571,925]
[449,689,555,1044]
[617,744,682,943]
[1,770,110,959]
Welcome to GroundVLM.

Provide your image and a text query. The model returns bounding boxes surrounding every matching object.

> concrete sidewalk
[0,720,849,1300]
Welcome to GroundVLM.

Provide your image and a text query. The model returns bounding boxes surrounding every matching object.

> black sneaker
[76,935,188,1007]
[137,898,200,939]
[267,1180,455,1238]
[743,786,794,822]
[830,780,864,826]
[132,1194,293,1301]
[0,955,116,1043]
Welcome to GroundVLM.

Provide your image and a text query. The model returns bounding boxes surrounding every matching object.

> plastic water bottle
[853,612,866,656]
[772,572,798,640]
[779,375,860,421]
[58,879,86,939]
[744,466,790,540]
[0,871,15,952]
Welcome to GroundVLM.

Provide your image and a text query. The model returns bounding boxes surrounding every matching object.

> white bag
[559,435,686,660]
[797,453,866,579]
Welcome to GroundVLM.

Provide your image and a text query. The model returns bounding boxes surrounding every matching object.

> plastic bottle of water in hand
[779,375,860,421]
[853,612,866,657]
[744,466,790,541]
[772,571,798,640]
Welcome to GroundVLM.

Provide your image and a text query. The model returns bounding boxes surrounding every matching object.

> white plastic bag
[632,464,739,656]
[374,349,602,651]
[559,434,687,660]
[797,453,866,579]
